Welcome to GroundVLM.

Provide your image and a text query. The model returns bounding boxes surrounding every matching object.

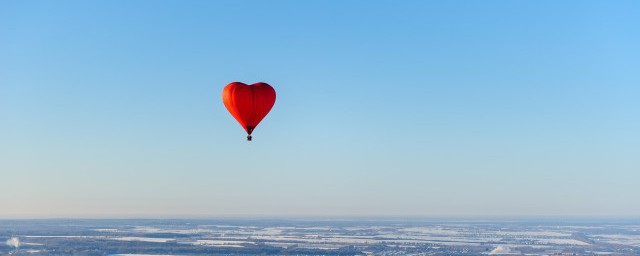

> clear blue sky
[1,0,639,218]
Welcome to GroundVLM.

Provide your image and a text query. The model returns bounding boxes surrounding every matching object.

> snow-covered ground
[111,237,176,243]
[590,234,640,247]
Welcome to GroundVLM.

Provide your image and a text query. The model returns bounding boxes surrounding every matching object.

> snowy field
[2,219,639,255]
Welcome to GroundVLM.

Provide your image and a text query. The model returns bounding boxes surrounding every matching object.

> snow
[131,226,210,234]
[194,240,253,245]
[535,239,589,246]
[401,227,461,235]
[23,235,101,238]
[94,228,119,232]
[493,231,571,237]
[23,249,42,253]
[591,234,640,247]
[112,237,176,243]
[489,246,517,255]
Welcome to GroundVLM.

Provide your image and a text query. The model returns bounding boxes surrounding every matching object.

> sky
[1,0,639,218]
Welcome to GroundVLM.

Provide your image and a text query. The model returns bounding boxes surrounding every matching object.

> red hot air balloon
[222,82,276,141]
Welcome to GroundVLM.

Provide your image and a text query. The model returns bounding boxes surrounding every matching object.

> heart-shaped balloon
[222,82,276,141]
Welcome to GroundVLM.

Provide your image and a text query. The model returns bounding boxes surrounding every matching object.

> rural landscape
[2,218,639,255]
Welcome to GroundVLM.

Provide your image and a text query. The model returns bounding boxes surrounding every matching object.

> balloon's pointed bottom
[247,135,252,141]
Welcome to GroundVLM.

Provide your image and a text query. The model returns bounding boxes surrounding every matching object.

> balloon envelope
[222,82,276,139]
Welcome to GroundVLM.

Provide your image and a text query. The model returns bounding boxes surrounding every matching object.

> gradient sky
[1,1,639,218]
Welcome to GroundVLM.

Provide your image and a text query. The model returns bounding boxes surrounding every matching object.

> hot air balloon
[222,82,276,141]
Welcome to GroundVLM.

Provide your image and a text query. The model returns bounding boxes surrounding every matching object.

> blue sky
[1,0,639,217]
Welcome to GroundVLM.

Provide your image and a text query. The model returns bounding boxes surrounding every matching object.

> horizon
[1,214,639,221]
